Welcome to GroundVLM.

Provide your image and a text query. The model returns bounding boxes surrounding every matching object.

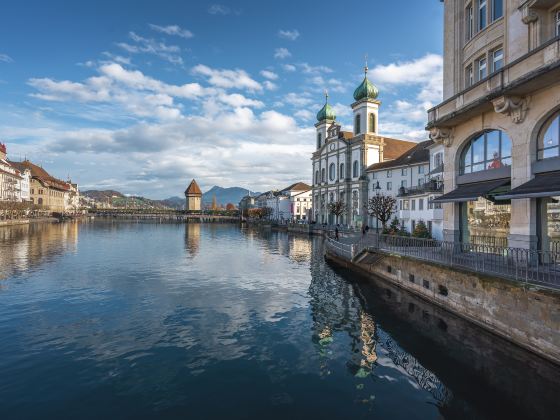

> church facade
[311,66,416,226]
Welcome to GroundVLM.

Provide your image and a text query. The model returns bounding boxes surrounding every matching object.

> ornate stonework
[492,95,530,124]
[429,127,453,147]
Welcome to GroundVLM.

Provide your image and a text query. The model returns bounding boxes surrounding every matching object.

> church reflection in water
[0,221,78,281]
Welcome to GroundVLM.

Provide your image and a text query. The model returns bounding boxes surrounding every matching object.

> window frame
[460,129,512,174]
[354,114,361,135]
[478,0,487,31]
[466,64,474,88]
[353,160,359,178]
[387,170,392,178]
[537,110,560,160]
[478,56,487,81]
[339,163,345,180]
[556,10,560,37]
[369,113,376,133]
[466,2,474,41]
[492,48,503,73]
[386,182,392,191]
[329,162,336,181]
[492,0,503,22]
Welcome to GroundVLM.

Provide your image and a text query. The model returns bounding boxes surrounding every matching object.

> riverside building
[311,67,416,227]
[428,0,560,252]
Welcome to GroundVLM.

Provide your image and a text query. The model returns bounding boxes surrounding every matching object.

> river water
[0,221,558,419]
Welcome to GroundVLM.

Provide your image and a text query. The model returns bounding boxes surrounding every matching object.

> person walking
[335,227,339,241]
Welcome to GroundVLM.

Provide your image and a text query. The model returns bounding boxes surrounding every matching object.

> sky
[0,0,444,199]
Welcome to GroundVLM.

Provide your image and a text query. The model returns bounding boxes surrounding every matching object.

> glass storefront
[461,197,511,247]
[539,196,560,253]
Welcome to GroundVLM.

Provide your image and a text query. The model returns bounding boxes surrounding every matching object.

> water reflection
[184,223,201,257]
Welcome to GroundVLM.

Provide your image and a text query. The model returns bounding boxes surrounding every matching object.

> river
[0,221,558,419]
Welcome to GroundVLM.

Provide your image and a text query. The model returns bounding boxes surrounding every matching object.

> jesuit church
[311,65,416,226]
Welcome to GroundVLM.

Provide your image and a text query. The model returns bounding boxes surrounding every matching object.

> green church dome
[353,66,379,101]
[316,93,336,121]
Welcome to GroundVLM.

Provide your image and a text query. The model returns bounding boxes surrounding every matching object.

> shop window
[538,111,560,160]
[461,197,511,246]
[539,196,560,254]
[461,130,511,174]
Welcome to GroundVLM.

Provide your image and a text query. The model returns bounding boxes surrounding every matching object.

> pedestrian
[335,227,339,241]
[365,225,370,233]
[362,226,366,236]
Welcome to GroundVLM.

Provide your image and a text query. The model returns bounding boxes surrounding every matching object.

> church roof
[185,179,202,196]
[353,66,379,101]
[366,140,433,171]
[316,102,336,122]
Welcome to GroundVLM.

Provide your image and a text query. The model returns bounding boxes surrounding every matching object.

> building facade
[0,143,22,202]
[427,0,560,252]
[184,179,202,211]
[311,67,416,227]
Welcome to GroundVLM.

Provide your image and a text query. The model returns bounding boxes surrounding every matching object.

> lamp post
[374,180,381,247]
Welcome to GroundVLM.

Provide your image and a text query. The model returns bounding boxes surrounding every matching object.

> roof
[497,171,560,200]
[184,179,202,195]
[9,160,69,191]
[281,182,311,192]
[382,138,420,160]
[433,178,510,203]
[366,140,432,171]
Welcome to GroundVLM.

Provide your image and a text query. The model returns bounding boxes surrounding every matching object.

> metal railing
[326,233,560,289]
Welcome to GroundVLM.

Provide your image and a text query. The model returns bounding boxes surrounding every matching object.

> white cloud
[274,48,291,60]
[294,109,314,121]
[260,70,278,80]
[282,64,296,72]
[263,81,277,91]
[284,92,313,107]
[192,64,262,91]
[117,31,183,65]
[0,54,13,63]
[208,4,230,15]
[278,29,300,41]
[148,24,194,39]
[299,63,333,74]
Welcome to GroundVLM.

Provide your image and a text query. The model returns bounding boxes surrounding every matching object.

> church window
[329,163,336,181]
[353,160,359,178]
[369,113,376,132]
[321,168,326,182]
[354,114,361,135]
[317,133,322,148]
[339,163,345,180]
[315,170,319,184]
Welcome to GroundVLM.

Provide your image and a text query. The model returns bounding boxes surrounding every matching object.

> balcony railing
[327,233,560,290]
[398,180,443,197]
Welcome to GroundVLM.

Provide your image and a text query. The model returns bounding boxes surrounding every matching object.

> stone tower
[184,179,202,211]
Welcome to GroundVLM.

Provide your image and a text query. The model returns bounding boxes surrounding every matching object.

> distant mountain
[159,196,184,210]
[82,190,125,202]
[82,190,171,209]
[202,186,260,206]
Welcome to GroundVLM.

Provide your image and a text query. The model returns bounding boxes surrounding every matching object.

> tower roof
[185,179,202,196]
[353,63,379,102]
[316,91,336,122]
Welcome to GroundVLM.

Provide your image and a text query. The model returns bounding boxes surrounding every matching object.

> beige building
[428,0,560,252]
[184,179,202,211]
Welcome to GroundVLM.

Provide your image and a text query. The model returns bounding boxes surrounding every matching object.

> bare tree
[367,194,397,228]
[327,200,346,224]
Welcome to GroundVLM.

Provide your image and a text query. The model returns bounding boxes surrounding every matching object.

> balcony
[427,36,560,129]
[397,180,444,197]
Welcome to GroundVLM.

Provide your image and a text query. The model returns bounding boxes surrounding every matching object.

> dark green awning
[496,172,560,200]
[432,178,510,203]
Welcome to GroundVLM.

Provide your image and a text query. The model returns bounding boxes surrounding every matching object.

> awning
[432,178,510,203]
[496,171,560,200]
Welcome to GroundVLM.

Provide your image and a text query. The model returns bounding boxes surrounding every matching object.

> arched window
[315,170,319,184]
[329,162,336,181]
[321,168,325,182]
[353,160,359,177]
[329,192,334,202]
[460,130,511,174]
[369,113,376,133]
[317,133,322,149]
[354,114,361,134]
[339,163,344,179]
[538,110,560,159]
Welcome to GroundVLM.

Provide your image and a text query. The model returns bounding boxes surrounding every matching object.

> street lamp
[374,180,381,246]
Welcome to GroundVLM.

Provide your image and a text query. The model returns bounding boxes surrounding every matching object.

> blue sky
[0,0,443,198]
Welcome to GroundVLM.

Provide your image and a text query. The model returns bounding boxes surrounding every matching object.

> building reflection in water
[0,221,78,281]
[184,223,201,257]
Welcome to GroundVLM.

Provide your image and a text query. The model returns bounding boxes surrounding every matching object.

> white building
[366,140,445,239]
[282,182,312,221]
[311,66,416,227]
[0,143,23,202]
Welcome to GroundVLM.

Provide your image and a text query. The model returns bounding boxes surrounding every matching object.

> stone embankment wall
[326,251,560,365]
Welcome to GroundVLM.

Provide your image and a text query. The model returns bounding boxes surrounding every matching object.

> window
[399,200,403,210]
[354,114,361,134]
[556,10,560,37]
[461,130,512,174]
[492,48,503,72]
[411,200,416,211]
[492,0,503,21]
[31,188,34,194]
[401,168,407,176]
[478,57,487,80]
[466,64,474,87]
[340,163,345,180]
[479,0,487,30]
[419,199,424,210]
[401,180,407,188]
[538,111,560,160]
[402,200,409,210]
[466,3,474,40]
[353,160,359,177]
[372,171,376,179]
[369,113,376,132]
[418,165,424,174]
[433,152,443,168]
[317,133,322,148]
[321,168,325,182]
[387,170,392,178]
[329,163,336,181]
[315,170,319,184]
[387,182,392,191]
